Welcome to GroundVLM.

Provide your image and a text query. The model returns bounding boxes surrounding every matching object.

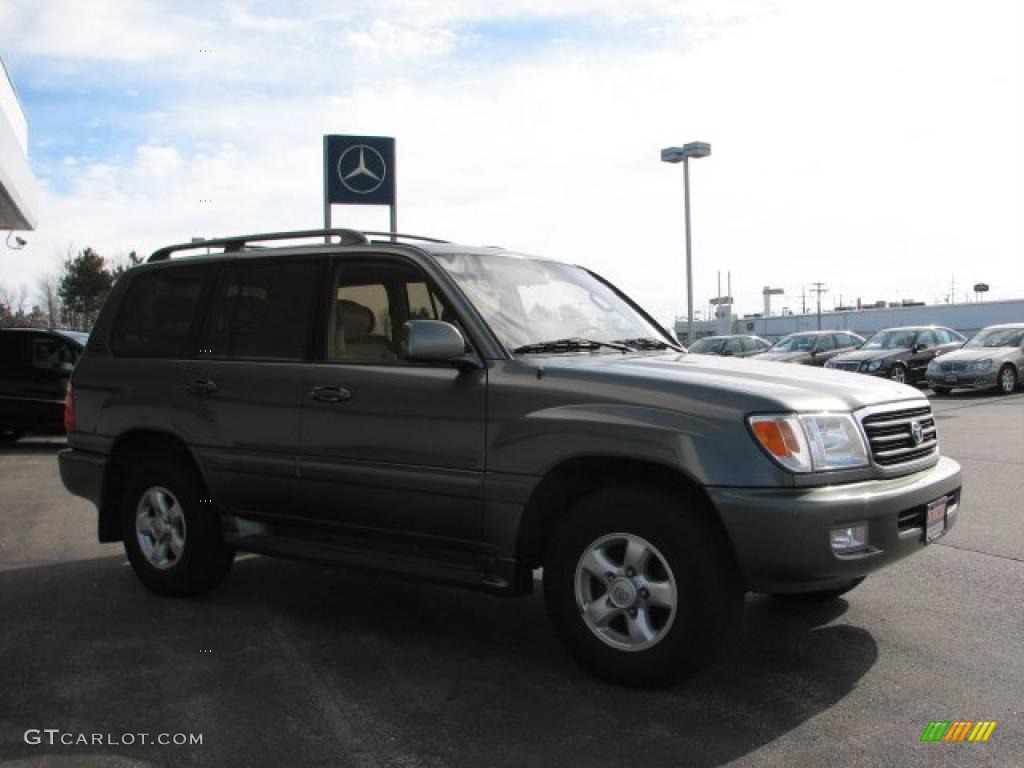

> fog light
[830,523,869,554]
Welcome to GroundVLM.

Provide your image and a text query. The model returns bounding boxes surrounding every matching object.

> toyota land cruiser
[58,229,963,687]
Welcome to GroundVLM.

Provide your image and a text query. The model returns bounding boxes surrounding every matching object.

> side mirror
[402,320,472,365]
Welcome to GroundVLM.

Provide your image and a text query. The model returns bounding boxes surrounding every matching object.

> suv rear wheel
[543,484,742,688]
[121,457,234,596]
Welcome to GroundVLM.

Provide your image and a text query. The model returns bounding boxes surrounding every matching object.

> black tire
[889,364,908,384]
[543,484,743,688]
[121,456,234,597]
[769,576,865,603]
[930,386,951,396]
[997,364,1017,395]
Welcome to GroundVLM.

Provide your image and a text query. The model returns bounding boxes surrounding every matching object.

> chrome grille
[939,361,967,372]
[860,404,937,468]
[832,361,861,372]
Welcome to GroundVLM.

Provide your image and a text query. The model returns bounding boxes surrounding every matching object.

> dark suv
[1,327,88,441]
[59,229,963,687]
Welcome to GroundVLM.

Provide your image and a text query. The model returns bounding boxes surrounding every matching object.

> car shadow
[0,436,66,455]
[0,555,877,768]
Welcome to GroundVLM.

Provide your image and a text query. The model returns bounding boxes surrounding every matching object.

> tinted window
[203,261,316,360]
[916,331,937,348]
[740,337,757,352]
[839,334,858,348]
[723,338,743,355]
[111,267,212,358]
[0,332,30,370]
[816,335,836,352]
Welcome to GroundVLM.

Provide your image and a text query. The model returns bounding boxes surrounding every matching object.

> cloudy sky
[1,0,1021,324]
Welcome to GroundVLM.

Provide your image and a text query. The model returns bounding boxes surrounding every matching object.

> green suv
[59,229,963,687]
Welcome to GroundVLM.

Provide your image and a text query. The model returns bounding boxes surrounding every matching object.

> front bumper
[709,456,962,594]
[926,370,998,390]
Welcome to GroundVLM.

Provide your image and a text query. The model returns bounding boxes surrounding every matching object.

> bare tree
[37,273,62,328]
[0,282,29,327]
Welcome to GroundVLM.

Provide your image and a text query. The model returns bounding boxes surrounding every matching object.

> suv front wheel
[543,485,742,688]
[121,457,234,597]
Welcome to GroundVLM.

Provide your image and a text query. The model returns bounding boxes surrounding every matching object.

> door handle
[311,385,352,403]
[184,379,217,395]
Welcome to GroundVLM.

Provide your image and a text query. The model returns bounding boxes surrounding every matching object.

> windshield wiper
[612,337,681,351]
[512,337,632,354]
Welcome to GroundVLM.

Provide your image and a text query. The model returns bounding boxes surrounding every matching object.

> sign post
[323,135,397,238]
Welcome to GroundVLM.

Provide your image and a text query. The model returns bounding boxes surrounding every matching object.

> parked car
[757,330,864,366]
[825,326,965,384]
[0,328,88,441]
[58,229,962,687]
[925,323,1024,395]
[688,334,771,357]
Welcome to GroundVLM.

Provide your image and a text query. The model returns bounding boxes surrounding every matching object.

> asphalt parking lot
[0,391,1021,768]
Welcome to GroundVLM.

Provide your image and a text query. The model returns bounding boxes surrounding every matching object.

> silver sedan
[926,323,1024,395]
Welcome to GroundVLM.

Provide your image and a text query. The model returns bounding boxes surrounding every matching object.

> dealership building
[676,298,1024,343]
[0,55,39,232]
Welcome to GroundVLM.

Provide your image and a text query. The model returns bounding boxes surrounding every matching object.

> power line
[810,282,828,330]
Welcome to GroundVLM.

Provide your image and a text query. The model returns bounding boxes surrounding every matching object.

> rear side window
[202,260,316,360]
[111,267,212,358]
[31,335,80,372]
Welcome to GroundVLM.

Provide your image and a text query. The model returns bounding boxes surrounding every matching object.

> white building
[676,298,1024,343]
[0,55,39,231]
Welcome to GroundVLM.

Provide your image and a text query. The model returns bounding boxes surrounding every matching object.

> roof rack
[363,231,451,244]
[148,228,369,262]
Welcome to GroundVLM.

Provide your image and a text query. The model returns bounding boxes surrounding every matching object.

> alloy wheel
[135,486,187,570]
[574,532,677,652]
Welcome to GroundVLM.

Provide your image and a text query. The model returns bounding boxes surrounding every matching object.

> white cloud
[2,0,1021,322]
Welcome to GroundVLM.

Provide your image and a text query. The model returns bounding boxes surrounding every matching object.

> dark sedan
[825,326,965,385]
[688,334,771,358]
[0,328,87,441]
[757,330,865,366]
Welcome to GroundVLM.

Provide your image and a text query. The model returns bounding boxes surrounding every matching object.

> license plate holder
[926,497,948,542]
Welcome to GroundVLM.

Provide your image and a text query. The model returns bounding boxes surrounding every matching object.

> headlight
[971,358,993,371]
[749,413,869,473]
[927,359,939,372]
[862,360,883,372]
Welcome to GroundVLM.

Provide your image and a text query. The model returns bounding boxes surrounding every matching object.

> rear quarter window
[110,266,213,358]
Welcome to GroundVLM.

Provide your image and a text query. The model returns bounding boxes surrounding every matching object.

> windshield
[433,252,671,351]
[964,328,1024,348]
[862,330,915,350]
[770,334,815,353]
[689,338,724,354]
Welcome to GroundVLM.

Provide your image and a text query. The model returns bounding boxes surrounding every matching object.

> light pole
[661,142,711,346]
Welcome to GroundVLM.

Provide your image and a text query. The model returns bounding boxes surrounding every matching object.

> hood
[757,350,810,362]
[535,351,923,413]
[933,347,1018,363]
[832,348,902,363]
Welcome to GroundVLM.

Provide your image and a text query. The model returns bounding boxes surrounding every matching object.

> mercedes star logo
[910,420,924,446]
[337,144,387,195]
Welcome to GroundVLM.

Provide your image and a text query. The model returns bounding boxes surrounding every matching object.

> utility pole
[810,282,828,330]
[801,286,807,315]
